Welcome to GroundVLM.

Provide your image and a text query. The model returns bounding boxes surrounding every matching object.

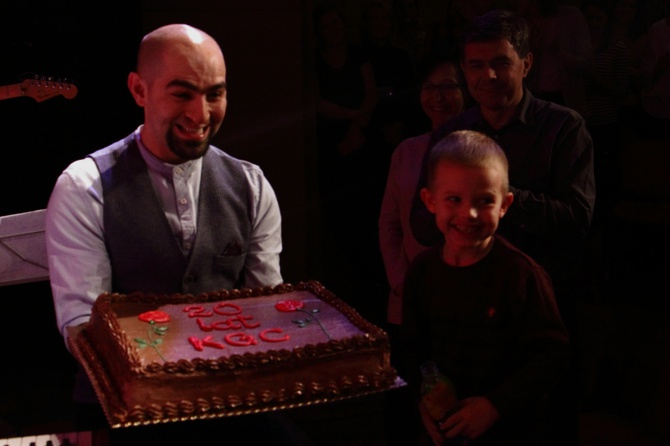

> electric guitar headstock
[1,75,78,102]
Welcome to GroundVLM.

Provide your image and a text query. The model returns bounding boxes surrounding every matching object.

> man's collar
[517,87,534,125]
[134,127,201,179]
[474,87,534,131]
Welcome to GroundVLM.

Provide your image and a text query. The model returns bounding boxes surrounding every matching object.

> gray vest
[90,134,251,294]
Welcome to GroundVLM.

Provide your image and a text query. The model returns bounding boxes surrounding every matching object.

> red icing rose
[274,300,305,312]
[139,310,170,323]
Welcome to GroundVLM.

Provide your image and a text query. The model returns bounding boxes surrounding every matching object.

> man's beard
[166,128,213,162]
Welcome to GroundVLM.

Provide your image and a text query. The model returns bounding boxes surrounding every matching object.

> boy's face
[421,160,514,256]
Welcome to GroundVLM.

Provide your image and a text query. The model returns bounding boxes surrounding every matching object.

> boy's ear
[420,187,436,214]
[499,191,514,217]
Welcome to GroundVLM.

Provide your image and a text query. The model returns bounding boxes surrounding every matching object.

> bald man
[46,24,283,352]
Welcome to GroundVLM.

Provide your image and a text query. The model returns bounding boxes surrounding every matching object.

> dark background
[0,2,142,215]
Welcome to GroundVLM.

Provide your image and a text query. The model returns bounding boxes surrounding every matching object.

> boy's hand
[440,397,499,440]
[419,401,446,446]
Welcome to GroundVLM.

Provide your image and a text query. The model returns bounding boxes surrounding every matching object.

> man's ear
[420,187,436,214]
[499,191,514,218]
[522,52,533,78]
[128,72,147,107]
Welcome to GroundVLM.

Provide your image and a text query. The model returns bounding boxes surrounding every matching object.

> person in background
[611,0,649,105]
[361,0,418,221]
[402,130,569,446]
[393,0,429,65]
[313,1,378,192]
[582,0,631,228]
[313,1,385,324]
[514,0,593,120]
[45,23,283,432]
[640,4,670,132]
[426,0,500,68]
[361,0,417,152]
[379,56,465,345]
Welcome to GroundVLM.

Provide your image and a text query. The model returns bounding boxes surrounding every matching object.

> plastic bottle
[420,360,458,423]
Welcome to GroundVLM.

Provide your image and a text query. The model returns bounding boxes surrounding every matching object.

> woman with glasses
[379,57,466,337]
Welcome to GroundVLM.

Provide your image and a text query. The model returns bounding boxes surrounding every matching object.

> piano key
[35,436,51,446]
[19,436,35,446]
[47,432,91,446]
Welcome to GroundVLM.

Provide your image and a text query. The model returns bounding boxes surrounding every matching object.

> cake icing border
[72,281,398,427]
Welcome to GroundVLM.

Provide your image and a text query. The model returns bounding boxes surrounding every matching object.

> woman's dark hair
[415,54,472,109]
[312,1,345,43]
[416,54,462,85]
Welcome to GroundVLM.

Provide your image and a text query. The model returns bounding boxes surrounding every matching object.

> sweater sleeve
[485,262,571,419]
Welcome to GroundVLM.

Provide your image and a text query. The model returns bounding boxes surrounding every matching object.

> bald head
[136,24,224,80]
[128,23,228,163]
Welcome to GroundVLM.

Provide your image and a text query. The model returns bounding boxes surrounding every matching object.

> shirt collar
[517,87,534,125]
[469,87,535,133]
[134,126,201,180]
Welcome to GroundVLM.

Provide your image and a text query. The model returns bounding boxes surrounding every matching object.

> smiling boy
[420,130,513,267]
[402,130,570,445]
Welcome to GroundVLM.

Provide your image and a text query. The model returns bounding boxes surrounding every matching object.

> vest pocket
[213,253,245,277]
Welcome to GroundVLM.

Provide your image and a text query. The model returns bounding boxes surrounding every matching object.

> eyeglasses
[421,83,461,94]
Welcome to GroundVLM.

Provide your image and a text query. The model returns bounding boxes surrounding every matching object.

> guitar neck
[0,78,78,102]
[0,83,24,101]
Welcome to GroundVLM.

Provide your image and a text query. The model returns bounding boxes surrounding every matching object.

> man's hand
[337,126,366,156]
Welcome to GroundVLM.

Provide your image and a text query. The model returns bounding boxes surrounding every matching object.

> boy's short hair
[427,130,510,192]
[460,9,530,59]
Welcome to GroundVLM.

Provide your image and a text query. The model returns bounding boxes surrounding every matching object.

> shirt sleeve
[379,145,410,291]
[241,162,283,288]
[485,262,571,419]
[503,112,596,241]
[45,158,110,347]
[46,155,284,350]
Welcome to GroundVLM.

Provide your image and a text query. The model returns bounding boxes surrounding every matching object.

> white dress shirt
[46,127,282,344]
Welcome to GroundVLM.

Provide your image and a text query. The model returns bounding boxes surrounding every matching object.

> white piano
[0,209,48,287]
[0,431,93,446]
[0,213,95,445]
